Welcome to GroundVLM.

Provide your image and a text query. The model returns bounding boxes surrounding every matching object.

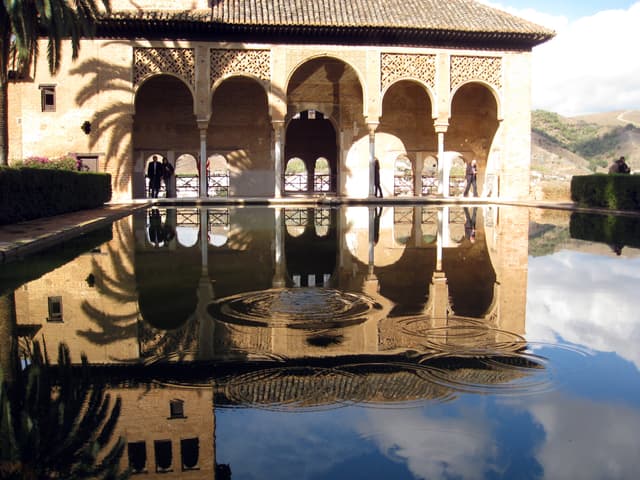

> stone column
[414,155,424,196]
[273,121,285,198]
[198,122,208,197]
[435,122,448,197]
[367,122,378,197]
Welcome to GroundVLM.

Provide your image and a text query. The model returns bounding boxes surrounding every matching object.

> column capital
[197,119,209,131]
[434,121,449,134]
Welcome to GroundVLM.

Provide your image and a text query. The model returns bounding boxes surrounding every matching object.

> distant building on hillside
[8,0,554,201]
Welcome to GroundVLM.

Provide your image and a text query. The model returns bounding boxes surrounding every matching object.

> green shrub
[570,212,640,249]
[0,167,111,225]
[570,174,640,211]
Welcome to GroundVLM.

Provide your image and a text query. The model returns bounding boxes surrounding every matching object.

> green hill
[531,110,640,173]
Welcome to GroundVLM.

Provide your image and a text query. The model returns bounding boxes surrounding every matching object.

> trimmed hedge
[0,167,111,225]
[571,174,640,211]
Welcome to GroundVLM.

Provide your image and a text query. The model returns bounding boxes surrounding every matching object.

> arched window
[314,157,330,192]
[421,155,439,195]
[284,158,307,192]
[208,154,229,197]
[394,155,413,197]
[175,154,199,197]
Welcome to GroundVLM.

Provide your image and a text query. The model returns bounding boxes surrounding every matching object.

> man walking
[463,158,478,197]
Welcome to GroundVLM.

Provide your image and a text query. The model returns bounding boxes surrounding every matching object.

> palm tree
[0,0,110,165]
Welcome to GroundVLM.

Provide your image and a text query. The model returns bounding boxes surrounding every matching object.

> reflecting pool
[1,205,640,479]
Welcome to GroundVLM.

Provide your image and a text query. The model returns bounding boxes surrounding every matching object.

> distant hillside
[531,110,640,174]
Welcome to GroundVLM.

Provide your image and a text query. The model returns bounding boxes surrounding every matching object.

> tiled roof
[208,0,551,35]
[99,0,555,49]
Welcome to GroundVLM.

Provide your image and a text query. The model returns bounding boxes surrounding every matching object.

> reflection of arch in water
[284,208,338,287]
[208,208,229,247]
[176,208,200,248]
[135,249,201,330]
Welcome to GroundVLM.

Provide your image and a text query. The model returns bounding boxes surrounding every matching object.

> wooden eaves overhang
[95,6,555,52]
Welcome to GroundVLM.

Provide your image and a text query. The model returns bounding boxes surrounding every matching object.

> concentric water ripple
[399,316,526,354]
[416,351,553,396]
[209,287,383,329]
[219,366,370,411]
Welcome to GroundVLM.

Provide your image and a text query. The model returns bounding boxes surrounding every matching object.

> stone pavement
[0,203,144,264]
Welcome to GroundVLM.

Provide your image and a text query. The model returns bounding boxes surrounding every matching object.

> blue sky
[480,1,640,116]
[499,0,636,21]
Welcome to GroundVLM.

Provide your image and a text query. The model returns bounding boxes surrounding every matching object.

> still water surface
[1,205,639,479]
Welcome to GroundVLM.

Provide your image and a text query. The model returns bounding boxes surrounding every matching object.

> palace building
[8,0,554,202]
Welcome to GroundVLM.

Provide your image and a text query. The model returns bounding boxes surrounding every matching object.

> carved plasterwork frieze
[381,53,436,91]
[450,55,502,90]
[134,47,196,88]
[210,49,271,84]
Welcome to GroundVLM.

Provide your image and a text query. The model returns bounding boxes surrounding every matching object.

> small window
[181,438,199,471]
[47,296,63,322]
[154,440,173,473]
[127,441,147,474]
[39,85,56,112]
[169,399,185,419]
[76,155,99,172]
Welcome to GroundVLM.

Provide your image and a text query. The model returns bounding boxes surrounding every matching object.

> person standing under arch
[162,157,175,197]
[374,158,383,198]
[147,155,163,198]
[463,158,478,197]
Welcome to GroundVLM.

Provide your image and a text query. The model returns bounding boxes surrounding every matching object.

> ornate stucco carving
[133,47,196,88]
[210,49,271,84]
[381,53,436,91]
[450,55,502,90]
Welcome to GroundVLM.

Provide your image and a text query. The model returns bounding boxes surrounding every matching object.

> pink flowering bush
[14,154,79,171]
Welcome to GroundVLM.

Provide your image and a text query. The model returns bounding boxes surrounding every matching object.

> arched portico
[284,56,365,197]
[447,82,500,197]
[208,75,272,197]
[132,74,198,199]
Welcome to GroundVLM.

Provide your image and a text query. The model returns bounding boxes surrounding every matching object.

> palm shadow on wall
[69,41,288,195]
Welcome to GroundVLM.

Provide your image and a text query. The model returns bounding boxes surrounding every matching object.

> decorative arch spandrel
[210,49,271,87]
[133,47,196,89]
[450,55,503,92]
[380,53,436,93]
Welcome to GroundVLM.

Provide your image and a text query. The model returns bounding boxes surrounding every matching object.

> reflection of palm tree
[0,342,128,479]
[76,220,139,349]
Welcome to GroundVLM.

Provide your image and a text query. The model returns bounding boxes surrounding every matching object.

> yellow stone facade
[8,21,537,201]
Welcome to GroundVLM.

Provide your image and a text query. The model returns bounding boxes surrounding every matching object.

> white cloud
[360,409,499,480]
[482,2,640,116]
[526,251,640,369]
[528,394,640,479]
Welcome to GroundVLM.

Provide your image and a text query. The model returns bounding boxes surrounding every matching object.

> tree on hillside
[0,0,110,165]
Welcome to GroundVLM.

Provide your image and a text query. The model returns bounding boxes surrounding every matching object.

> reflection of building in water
[10,205,530,475]
[113,385,215,477]
[12,205,529,361]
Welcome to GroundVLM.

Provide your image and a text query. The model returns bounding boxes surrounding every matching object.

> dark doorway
[284,110,338,194]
